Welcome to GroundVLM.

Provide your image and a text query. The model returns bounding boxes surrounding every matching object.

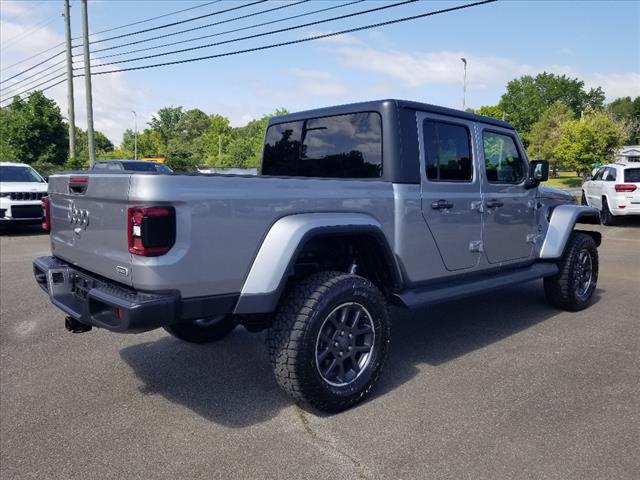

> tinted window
[262,112,382,178]
[424,121,472,181]
[0,165,45,182]
[603,168,616,181]
[624,168,640,182]
[482,131,526,184]
[122,162,171,172]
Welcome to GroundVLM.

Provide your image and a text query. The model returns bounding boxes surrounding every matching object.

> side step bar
[393,262,559,309]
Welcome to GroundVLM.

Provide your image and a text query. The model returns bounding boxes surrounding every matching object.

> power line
[85,0,418,70]
[1,0,221,75]
[0,58,67,90]
[87,0,315,58]
[71,0,221,40]
[83,1,496,77]
[1,13,60,52]
[0,75,67,106]
[82,0,267,47]
[0,63,67,98]
[90,0,365,62]
[0,42,65,73]
[0,50,65,84]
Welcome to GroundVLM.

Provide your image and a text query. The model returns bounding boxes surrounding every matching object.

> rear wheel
[544,232,598,311]
[267,271,390,413]
[164,315,237,343]
[600,197,617,226]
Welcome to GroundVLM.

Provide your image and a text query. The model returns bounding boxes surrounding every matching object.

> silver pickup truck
[34,99,601,412]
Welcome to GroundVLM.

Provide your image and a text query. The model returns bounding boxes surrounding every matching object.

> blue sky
[1,0,639,144]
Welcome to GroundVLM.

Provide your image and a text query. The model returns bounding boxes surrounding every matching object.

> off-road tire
[266,271,390,413]
[600,198,617,226]
[544,232,598,311]
[164,315,237,343]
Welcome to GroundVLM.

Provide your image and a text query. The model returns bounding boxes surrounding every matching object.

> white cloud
[1,16,149,145]
[0,0,32,19]
[334,46,638,100]
[288,68,349,97]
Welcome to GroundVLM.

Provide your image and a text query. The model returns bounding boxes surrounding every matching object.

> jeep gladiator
[34,100,601,412]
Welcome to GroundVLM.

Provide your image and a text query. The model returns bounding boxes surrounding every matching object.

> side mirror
[585,175,593,181]
[530,160,549,181]
[44,176,49,182]
[524,159,549,189]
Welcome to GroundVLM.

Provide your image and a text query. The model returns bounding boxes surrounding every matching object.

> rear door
[418,112,482,271]
[477,127,537,264]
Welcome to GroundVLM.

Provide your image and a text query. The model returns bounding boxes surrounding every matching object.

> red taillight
[127,206,175,257]
[615,184,637,192]
[69,176,89,184]
[42,195,50,231]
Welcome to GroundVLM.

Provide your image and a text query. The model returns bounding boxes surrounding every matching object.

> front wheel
[267,271,390,413]
[164,315,237,343]
[544,232,598,311]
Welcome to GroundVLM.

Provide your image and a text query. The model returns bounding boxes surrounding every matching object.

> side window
[423,121,472,182]
[482,131,526,184]
[262,112,382,178]
[592,168,605,181]
[604,168,616,181]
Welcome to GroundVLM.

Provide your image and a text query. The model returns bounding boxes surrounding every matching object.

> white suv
[582,163,640,225]
[0,163,48,225]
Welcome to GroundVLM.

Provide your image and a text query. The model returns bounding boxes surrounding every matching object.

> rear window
[122,162,170,173]
[262,112,382,178]
[624,168,640,183]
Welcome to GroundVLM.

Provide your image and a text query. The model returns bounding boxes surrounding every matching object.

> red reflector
[117,307,123,320]
[69,176,89,184]
[615,184,637,192]
[41,195,51,232]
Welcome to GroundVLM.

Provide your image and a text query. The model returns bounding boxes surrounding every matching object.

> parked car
[34,100,601,412]
[0,162,48,225]
[581,163,640,225]
[92,160,173,173]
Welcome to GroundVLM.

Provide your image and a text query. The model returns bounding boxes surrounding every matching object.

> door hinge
[469,240,484,253]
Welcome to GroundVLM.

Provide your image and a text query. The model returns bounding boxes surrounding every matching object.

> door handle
[485,199,504,209]
[431,199,454,210]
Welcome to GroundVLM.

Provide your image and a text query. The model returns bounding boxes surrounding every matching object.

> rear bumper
[33,256,238,333]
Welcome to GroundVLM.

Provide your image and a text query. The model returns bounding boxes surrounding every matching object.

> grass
[543,171,583,189]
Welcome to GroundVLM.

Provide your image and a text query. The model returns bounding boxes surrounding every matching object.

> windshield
[0,165,45,183]
[624,168,640,183]
[122,162,172,173]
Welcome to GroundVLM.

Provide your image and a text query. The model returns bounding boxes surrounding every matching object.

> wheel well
[291,232,400,296]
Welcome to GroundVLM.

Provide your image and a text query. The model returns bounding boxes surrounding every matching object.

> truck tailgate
[48,173,134,286]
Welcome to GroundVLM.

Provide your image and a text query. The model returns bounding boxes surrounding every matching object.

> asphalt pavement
[1,221,639,480]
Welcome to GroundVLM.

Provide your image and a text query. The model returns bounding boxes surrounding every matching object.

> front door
[478,127,537,264]
[418,113,482,271]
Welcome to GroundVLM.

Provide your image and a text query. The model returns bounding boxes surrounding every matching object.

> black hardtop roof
[269,99,514,130]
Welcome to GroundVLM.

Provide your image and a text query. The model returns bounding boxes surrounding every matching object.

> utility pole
[63,0,76,158]
[81,0,96,167]
[461,57,467,110]
[131,110,137,160]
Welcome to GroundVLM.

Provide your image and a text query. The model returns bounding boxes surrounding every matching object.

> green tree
[474,105,504,120]
[527,101,575,175]
[176,108,211,141]
[498,73,605,142]
[149,106,184,151]
[0,92,68,165]
[554,112,624,177]
[607,96,640,144]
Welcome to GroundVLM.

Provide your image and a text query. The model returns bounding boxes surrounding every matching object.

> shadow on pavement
[0,224,47,236]
[120,281,602,425]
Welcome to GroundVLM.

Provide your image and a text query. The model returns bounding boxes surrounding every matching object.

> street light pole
[131,110,137,160]
[461,57,467,110]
